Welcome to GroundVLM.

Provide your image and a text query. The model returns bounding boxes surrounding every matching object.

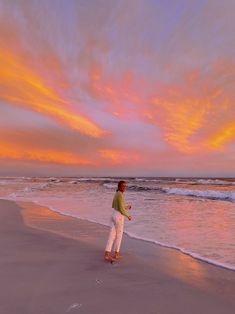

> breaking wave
[162,187,235,201]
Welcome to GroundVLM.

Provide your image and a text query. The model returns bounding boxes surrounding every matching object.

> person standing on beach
[104,180,132,262]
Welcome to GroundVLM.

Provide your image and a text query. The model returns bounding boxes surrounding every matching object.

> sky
[0,0,234,177]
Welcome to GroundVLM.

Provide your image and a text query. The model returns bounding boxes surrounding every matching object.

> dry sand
[0,199,235,314]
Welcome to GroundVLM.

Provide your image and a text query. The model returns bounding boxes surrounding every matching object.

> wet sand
[0,199,235,314]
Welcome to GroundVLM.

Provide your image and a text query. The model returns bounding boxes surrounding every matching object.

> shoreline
[17,198,235,272]
[1,198,235,313]
[16,200,235,281]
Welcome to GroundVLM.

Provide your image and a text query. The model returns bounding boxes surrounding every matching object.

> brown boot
[114,251,123,259]
[104,251,115,263]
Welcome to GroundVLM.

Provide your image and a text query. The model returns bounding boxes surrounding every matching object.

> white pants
[105,209,124,252]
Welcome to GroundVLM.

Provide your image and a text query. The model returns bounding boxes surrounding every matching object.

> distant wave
[0,177,31,184]
[68,180,78,184]
[103,182,235,201]
[103,183,117,189]
[103,182,162,192]
[23,183,50,192]
[7,183,50,198]
[4,177,235,202]
[134,178,168,183]
[75,177,117,182]
[5,176,234,186]
[135,177,235,185]
[162,187,235,201]
[195,179,233,185]
[174,178,235,185]
[48,178,61,183]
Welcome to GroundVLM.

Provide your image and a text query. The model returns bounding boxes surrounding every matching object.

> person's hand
[128,215,132,221]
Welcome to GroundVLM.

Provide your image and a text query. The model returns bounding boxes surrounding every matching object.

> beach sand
[0,199,235,314]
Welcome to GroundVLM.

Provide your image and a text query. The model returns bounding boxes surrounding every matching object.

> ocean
[0,176,234,271]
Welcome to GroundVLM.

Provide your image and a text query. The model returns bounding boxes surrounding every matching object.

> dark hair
[116,180,126,192]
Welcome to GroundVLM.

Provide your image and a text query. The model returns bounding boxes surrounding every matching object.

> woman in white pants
[104,180,132,262]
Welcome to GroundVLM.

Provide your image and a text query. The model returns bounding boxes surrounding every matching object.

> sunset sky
[0,0,234,177]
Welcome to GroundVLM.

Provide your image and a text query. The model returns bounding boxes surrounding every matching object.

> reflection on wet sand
[18,201,108,246]
[19,200,235,299]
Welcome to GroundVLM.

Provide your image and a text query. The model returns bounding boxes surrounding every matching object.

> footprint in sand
[95,278,103,284]
[66,303,82,312]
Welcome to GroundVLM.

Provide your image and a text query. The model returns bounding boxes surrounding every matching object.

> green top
[112,191,129,218]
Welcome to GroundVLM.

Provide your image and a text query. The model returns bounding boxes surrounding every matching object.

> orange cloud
[87,61,235,154]
[0,49,106,138]
[1,2,234,164]
[87,65,146,119]
[148,92,212,153]
[204,123,235,150]
[0,10,106,139]
[147,87,234,153]
[0,139,95,166]
[99,148,141,165]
